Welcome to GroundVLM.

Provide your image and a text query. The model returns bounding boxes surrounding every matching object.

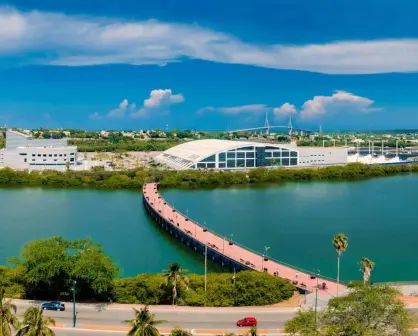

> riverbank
[0,163,416,190]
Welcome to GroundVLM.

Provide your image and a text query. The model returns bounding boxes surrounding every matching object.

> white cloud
[130,89,184,118]
[198,104,268,115]
[300,90,379,119]
[273,103,297,118]
[106,98,133,118]
[1,6,418,74]
[143,89,184,108]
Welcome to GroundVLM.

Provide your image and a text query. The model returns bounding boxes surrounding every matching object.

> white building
[155,139,347,170]
[0,130,77,170]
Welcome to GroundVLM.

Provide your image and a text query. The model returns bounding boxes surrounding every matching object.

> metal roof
[155,139,296,169]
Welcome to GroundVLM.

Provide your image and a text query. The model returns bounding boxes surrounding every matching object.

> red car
[236,317,258,327]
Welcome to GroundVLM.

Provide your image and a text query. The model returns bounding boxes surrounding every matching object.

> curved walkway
[143,183,345,295]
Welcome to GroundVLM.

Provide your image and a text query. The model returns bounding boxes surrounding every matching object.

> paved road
[14,301,297,330]
[13,300,418,335]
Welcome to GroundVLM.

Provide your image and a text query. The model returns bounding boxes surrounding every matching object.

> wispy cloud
[198,104,269,115]
[1,6,418,74]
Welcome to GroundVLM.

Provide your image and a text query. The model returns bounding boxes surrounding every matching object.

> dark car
[41,302,65,311]
[237,317,257,327]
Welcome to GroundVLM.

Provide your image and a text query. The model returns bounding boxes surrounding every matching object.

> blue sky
[0,0,417,131]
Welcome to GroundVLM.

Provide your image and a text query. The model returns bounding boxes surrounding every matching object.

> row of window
[24,158,75,163]
[19,152,75,157]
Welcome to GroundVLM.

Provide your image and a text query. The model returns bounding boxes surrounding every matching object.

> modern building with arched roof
[155,139,347,170]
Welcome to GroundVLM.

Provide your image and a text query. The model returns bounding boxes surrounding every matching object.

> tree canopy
[285,284,411,336]
[9,237,119,300]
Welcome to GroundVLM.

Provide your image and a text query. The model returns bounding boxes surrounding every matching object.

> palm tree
[16,306,55,336]
[0,289,20,336]
[123,306,165,336]
[358,258,375,284]
[162,263,189,305]
[333,233,348,297]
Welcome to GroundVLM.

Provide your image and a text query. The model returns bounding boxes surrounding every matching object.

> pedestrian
[295,272,299,279]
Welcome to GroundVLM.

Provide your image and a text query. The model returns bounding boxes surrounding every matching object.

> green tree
[65,161,71,171]
[16,307,55,336]
[358,257,375,284]
[170,327,192,336]
[0,289,20,336]
[123,306,165,336]
[162,263,189,305]
[10,237,119,300]
[332,233,348,297]
[284,285,410,336]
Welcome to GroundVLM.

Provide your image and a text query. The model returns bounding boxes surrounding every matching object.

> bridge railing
[155,188,338,284]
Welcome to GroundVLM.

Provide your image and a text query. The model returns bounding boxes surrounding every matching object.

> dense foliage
[0,163,417,190]
[284,284,411,336]
[9,237,119,300]
[114,271,295,306]
[69,139,182,152]
[0,267,25,299]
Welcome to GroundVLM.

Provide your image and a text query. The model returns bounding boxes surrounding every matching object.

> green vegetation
[162,262,190,305]
[0,290,20,336]
[170,328,192,336]
[2,238,294,306]
[114,270,295,307]
[124,306,165,336]
[284,284,411,336]
[0,163,416,190]
[70,139,182,152]
[358,257,375,284]
[16,307,56,336]
[9,237,119,300]
[332,233,348,297]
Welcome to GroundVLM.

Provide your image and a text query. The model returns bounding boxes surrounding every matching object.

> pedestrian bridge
[143,182,344,295]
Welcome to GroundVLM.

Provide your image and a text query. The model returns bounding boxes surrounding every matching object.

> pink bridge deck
[143,182,344,295]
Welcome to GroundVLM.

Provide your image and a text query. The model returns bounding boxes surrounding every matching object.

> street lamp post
[314,270,320,331]
[204,245,207,292]
[72,280,77,328]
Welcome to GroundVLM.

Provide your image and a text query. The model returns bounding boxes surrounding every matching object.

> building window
[43,154,46,157]
[218,152,226,161]
[282,150,289,157]
[246,159,255,167]
[227,160,236,168]
[19,153,27,156]
[237,152,245,159]
[54,154,57,157]
[43,159,46,162]
[227,152,235,159]
[32,154,35,157]
[290,158,298,165]
[219,162,226,168]
[246,152,254,158]
[59,154,62,157]
[24,158,27,163]
[237,159,245,167]
[49,154,52,157]
[38,154,41,157]
[70,158,75,162]
[70,153,75,156]
[197,163,205,169]
[282,158,290,166]
[207,163,215,169]
[273,151,280,158]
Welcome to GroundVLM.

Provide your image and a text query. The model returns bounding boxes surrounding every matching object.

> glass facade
[193,145,298,170]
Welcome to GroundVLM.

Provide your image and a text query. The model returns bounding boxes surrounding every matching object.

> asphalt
[13,300,297,330]
[12,300,418,335]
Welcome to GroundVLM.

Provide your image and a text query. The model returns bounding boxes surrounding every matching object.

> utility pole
[204,245,207,292]
[72,280,77,328]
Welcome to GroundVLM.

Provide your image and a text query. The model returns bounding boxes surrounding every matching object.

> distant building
[155,139,347,170]
[0,130,77,170]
